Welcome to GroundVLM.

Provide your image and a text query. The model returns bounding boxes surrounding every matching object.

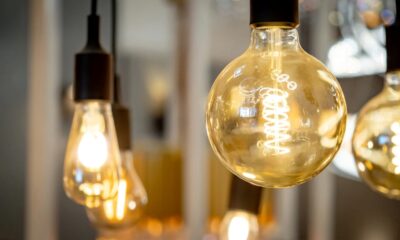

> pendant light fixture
[219,175,262,240]
[205,0,347,188]
[86,0,148,229]
[64,0,121,208]
[352,0,400,199]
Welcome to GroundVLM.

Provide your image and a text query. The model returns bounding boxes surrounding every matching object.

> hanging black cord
[91,0,97,15]
[89,0,117,73]
[89,0,120,102]
[111,0,121,103]
[111,0,117,73]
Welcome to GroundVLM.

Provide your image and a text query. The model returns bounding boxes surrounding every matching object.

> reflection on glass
[353,71,400,199]
[64,101,121,207]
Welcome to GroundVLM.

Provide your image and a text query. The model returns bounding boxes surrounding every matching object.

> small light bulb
[86,150,148,230]
[219,210,259,240]
[206,1,347,188]
[353,71,400,199]
[64,101,121,207]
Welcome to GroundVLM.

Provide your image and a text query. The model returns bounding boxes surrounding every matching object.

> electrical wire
[89,0,120,102]
[91,0,97,15]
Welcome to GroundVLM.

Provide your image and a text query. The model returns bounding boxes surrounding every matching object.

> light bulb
[206,1,347,188]
[352,71,400,199]
[219,210,259,240]
[86,149,148,230]
[64,101,121,207]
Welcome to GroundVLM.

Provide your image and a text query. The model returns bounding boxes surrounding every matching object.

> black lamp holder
[250,0,299,28]
[74,0,132,149]
[386,0,400,72]
[74,0,113,101]
[228,175,262,214]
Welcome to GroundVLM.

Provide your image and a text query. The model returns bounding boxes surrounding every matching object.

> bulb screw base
[228,175,262,214]
[250,0,299,28]
[74,15,113,101]
[112,104,132,150]
[386,0,400,72]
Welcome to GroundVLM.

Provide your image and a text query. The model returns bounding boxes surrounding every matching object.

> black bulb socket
[74,14,113,101]
[386,1,400,73]
[228,175,262,214]
[112,104,132,150]
[250,0,299,28]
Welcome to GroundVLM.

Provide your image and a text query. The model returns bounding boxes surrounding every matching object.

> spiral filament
[258,87,291,155]
[272,70,297,91]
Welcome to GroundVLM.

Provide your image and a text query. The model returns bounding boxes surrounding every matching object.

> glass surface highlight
[206,27,347,188]
[64,101,121,207]
[353,71,400,199]
[219,210,259,240]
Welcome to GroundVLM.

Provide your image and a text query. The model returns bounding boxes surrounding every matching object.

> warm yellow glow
[352,71,400,199]
[357,162,366,172]
[77,108,108,170]
[227,216,250,240]
[242,172,256,179]
[86,150,148,229]
[103,179,127,220]
[220,210,259,240]
[258,87,291,155]
[104,197,114,220]
[78,131,108,170]
[63,101,120,207]
[116,180,127,220]
[206,27,347,188]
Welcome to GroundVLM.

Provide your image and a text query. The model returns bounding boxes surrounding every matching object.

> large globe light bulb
[206,0,347,187]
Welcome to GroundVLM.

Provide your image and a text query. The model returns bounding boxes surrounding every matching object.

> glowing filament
[103,179,127,220]
[259,88,291,155]
[77,132,108,169]
[77,110,108,170]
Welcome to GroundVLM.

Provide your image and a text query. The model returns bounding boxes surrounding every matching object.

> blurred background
[1,0,400,239]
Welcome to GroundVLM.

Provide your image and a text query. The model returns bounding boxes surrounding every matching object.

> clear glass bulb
[352,71,400,199]
[64,101,121,207]
[206,26,347,188]
[219,210,259,240]
[86,150,148,230]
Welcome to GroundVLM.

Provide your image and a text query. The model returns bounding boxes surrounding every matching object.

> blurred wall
[0,0,28,239]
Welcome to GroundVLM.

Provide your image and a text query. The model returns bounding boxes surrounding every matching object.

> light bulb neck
[119,149,134,168]
[249,27,300,52]
[385,71,400,91]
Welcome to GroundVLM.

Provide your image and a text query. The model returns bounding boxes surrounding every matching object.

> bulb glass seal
[112,104,132,150]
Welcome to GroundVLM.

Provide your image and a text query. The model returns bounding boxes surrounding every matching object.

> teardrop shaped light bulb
[206,0,347,187]
[64,101,121,207]
[86,149,148,229]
